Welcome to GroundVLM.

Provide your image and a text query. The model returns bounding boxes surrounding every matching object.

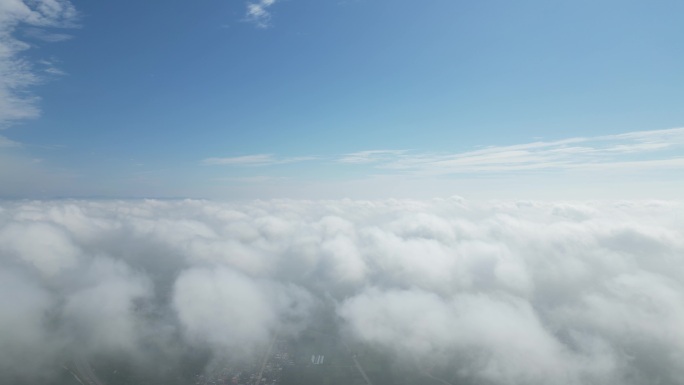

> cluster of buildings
[193,343,295,385]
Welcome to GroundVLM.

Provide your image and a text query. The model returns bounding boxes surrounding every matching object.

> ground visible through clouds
[1,198,683,385]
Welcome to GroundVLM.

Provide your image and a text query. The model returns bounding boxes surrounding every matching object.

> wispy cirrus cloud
[339,150,408,164]
[23,27,72,42]
[193,128,684,200]
[0,135,20,148]
[244,0,278,28]
[339,127,684,175]
[203,154,317,166]
[214,175,290,184]
[0,0,77,128]
[202,128,684,175]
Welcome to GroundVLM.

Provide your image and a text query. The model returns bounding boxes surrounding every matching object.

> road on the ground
[254,333,278,385]
[73,355,106,385]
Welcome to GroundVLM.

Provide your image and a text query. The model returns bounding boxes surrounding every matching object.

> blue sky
[1,0,683,199]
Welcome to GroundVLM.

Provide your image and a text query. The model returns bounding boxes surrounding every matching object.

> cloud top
[1,198,683,384]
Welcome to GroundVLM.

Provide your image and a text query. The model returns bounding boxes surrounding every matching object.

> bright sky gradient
[1,0,683,199]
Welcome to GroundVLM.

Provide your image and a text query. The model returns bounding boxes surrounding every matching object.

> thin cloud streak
[206,127,683,173]
[340,127,684,175]
[203,154,317,166]
[0,135,20,147]
[339,150,409,164]
[214,175,290,183]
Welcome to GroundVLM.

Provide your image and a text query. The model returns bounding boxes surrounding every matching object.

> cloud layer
[1,198,683,384]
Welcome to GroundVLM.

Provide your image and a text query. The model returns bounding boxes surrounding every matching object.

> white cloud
[61,256,152,353]
[214,175,290,183]
[338,290,596,383]
[0,220,80,276]
[174,266,313,357]
[337,127,684,175]
[204,153,275,165]
[0,0,77,128]
[0,268,56,381]
[203,153,317,166]
[245,0,279,28]
[192,128,684,200]
[339,150,408,164]
[1,198,683,383]
[210,128,684,176]
[23,27,72,42]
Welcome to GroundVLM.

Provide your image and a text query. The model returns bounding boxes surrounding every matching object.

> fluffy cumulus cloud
[0,198,683,384]
[174,266,314,356]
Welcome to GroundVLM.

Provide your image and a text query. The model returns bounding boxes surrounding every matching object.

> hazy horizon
[1,0,683,200]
